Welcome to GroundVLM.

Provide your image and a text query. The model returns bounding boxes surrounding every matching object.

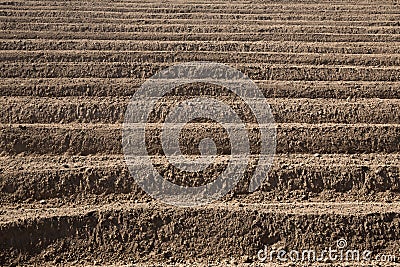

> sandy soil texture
[1,0,400,266]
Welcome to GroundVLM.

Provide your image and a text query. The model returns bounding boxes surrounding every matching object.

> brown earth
[1,0,400,266]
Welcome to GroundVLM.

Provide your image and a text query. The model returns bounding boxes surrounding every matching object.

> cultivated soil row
[1,0,399,265]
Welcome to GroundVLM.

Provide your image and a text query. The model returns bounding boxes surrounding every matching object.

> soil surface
[1,0,400,266]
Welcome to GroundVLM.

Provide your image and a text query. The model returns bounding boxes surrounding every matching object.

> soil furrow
[1,201,400,265]
[1,123,399,155]
[4,23,400,35]
[2,40,400,54]
[1,154,399,203]
[1,79,399,99]
[3,31,400,42]
[2,16,400,27]
[2,51,400,67]
[2,62,400,81]
[2,97,400,124]
[2,10,400,22]
[2,5,400,13]
[2,2,398,10]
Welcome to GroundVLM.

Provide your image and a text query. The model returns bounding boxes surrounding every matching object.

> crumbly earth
[1,0,400,266]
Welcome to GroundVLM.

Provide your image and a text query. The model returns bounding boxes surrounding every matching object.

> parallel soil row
[4,17,400,27]
[4,23,400,34]
[3,40,400,54]
[3,51,400,66]
[2,63,400,81]
[1,154,399,203]
[1,201,400,265]
[2,1,397,10]
[3,11,400,22]
[1,79,399,99]
[4,31,400,42]
[3,5,400,13]
[2,97,400,124]
[4,0,396,5]
[3,8,400,17]
[1,123,399,155]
